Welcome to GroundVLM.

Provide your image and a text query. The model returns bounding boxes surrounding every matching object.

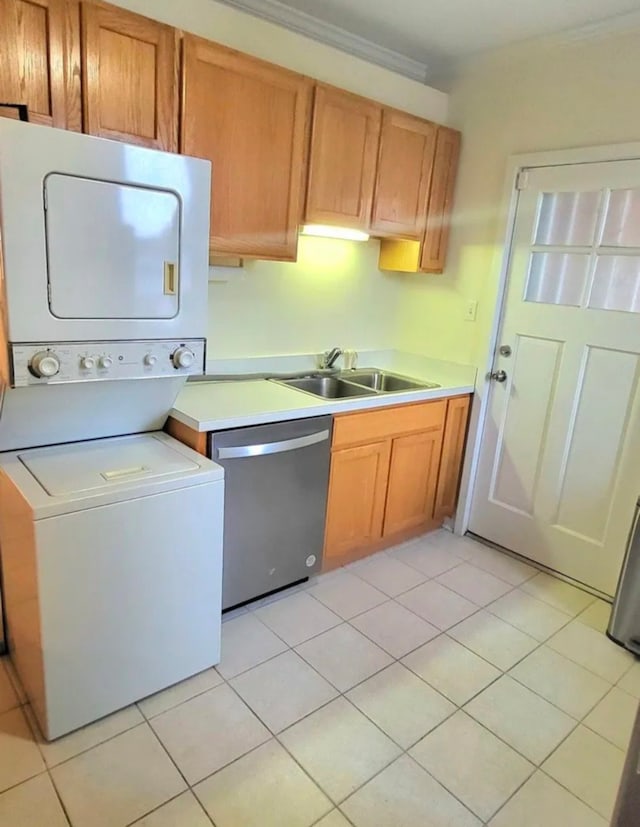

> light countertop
[170,350,477,432]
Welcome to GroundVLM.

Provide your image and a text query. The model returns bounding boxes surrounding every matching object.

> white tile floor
[0,529,637,826]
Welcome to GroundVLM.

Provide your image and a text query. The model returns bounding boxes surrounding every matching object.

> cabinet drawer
[332,400,446,449]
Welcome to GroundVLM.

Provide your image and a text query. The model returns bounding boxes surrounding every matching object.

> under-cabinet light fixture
[301,224,370,242]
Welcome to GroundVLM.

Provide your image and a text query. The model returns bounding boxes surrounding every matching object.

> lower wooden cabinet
[383,428,443,537]
[323,441,390,566]
[165,393,471,572]
[323,394,470,569]
[434,395,470,521]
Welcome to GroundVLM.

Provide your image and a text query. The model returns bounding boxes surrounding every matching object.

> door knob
[490,369,507,383]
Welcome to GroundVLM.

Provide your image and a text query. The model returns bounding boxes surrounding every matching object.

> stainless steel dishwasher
[210,416,332,610]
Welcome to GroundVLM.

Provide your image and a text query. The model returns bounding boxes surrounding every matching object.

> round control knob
[30,351,61,379]
[97,356,113,370]
[171,347,195,369]
[80,356,95,370]
[143,354,157,367]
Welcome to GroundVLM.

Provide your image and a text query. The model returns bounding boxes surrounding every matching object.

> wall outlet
[464,300,478,321]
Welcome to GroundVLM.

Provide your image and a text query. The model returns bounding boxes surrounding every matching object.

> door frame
[455,140,640,541]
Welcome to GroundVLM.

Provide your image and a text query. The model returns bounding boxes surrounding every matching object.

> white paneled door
[470,160,640,595]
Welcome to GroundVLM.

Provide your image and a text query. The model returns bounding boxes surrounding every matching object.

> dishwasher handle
[215,429,330,460]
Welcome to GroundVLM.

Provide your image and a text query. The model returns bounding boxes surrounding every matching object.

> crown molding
[214,0,430,83]
[557,7,640,42]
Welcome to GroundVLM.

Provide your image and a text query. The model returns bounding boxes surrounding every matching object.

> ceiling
[220,0,640,82]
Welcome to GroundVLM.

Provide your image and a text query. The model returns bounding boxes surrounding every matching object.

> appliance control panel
[11,339,206,386]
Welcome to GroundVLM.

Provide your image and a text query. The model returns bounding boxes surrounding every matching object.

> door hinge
[515,169,529,191]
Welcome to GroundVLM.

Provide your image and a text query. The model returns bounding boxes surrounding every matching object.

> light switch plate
[465,300,478,321]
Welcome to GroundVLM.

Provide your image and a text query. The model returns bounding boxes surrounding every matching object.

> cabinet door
[324,441,390,564]
[433,395,470,521]
[181,35,312,260]
[0,0,81,129]
[421,126,461,273]
[370,110,437,239]
[80,1,177,150]
[304,85,381,230]
[383,429,443,537]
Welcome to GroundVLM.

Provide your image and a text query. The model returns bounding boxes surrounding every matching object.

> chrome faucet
[320,347,343,369]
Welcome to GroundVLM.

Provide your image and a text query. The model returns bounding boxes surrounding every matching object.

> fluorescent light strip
[301,224,370,241]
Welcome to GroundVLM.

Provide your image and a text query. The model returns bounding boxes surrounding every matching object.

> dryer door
[0,119,210,344]
[45,174,180,320]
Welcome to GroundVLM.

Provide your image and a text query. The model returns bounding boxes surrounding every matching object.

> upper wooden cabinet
[0,0,81,129]
[378,125,461,274]
[181,36,312,260]
[304,85,381,231]
[0,0,460,263]
[80,1,178,150]
[421,126,461,272]
[370,110,438,239]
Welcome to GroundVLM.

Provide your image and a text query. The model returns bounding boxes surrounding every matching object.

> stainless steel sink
[342,370,440,392]
[272,369,440,400]
[276,376,377,399]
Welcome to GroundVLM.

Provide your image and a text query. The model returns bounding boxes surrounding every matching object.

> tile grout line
[0,531,625,825]
[24,705,149,773]
[0,573,605,805]
[46,768,74,827]
[218,595,550,824]
[537,765,619,821]
[194,614,486,823]
[387,554,628,691]
[348,546,625,803]
[131,570,627,823]
[218,678,341,817]
[125,788,215,827]
[450,579,627,819]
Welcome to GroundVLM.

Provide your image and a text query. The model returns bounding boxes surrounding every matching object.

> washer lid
[19,434,200,496]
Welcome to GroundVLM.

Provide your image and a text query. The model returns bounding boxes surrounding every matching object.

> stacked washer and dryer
[0,119,224,740]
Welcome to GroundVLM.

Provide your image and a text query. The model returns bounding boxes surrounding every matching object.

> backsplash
[207,236,407,358]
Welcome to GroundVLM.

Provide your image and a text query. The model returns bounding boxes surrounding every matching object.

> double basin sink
[272,370,440,400]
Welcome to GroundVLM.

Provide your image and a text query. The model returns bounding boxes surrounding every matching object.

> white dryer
[0,432,223,740]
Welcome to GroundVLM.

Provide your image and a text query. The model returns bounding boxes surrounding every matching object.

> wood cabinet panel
[377,126,461,274]
[370,110,437,239]
[304,85,381,230]
[81,1,177,149]
[0,0,81,129]
[181,35,312,260]
[384,429,443,537]
[165,417,207,456]
[433,395,470,520]
[421,126,461,273]
[332,399,446,449]
[324,441,390,563]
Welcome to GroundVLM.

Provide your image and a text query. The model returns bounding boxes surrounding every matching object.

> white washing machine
[0,432,224,740]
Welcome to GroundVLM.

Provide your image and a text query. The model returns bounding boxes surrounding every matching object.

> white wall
[208,236,405,357]
[110,0,448,358]
[393,28,640,369]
